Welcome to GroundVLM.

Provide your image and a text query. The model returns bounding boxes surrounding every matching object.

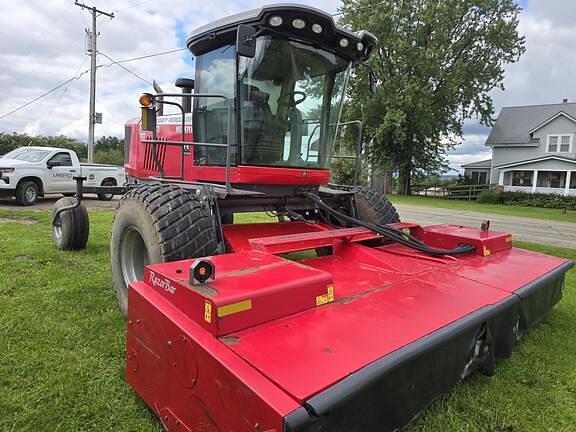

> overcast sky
[0,0,572,172]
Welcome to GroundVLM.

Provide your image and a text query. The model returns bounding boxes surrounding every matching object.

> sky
[0,0,573,173]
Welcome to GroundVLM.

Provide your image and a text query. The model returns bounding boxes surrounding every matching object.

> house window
[537,171,566,189]
[547,134,572,153]
[511,170,533,186]
[470,171,488,184]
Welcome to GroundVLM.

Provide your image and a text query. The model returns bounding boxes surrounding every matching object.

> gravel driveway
[0,195,120,211]
[395,203,576,249]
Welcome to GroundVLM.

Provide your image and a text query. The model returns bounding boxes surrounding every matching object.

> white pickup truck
[0,146,125,205]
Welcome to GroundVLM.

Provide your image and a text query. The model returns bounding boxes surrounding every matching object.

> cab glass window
[193,45,236,166]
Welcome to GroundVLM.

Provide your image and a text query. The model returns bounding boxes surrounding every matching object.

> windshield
[2,148,51,162]
[238,37,350,169]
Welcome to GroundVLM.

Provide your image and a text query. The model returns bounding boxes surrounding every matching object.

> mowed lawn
[0,209,575,431]
[389,194,576,224]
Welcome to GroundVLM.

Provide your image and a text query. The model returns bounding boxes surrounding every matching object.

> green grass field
[0,209,574,431]
[389,194,576,223]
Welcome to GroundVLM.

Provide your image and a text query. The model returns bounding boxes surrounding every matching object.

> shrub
[477,190,503,204]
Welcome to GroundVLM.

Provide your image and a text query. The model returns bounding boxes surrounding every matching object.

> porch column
[566,171,572,196]
[532,170,538,193]
[498,170,504,186]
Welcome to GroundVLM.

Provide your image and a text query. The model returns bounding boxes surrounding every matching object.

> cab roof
[186,3,377,64]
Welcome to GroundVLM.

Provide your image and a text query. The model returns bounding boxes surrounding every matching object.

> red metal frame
[124,120,330,186]
[126,220,573,431]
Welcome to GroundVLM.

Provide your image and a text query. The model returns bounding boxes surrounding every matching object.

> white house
[463,100,576,196]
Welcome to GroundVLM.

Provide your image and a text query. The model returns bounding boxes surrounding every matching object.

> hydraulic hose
[304,192,477,256]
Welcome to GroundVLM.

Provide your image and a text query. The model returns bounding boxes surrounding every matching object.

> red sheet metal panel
[143,251,334,336]
[224,242,568,403]
[126,281,299,432]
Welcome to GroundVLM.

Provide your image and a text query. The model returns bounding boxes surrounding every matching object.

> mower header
[187,4,378,63]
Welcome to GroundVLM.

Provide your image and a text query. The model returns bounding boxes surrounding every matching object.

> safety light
[190,260,215,285]
[312,23,323,34]
[139,93,154,107]
[356,42,364,51]
[292,18,306,29]
[269,15,283,27]
[339,38,349,48]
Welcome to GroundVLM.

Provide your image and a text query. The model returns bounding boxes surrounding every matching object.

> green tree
[0,132,87,159]
[339,0,525,194]
[95,136,123,153]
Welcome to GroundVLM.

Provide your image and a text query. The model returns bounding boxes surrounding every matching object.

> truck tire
[354,186,400,225]
[98,179,115,201]
[51,197,90,250]
[110,184,218,315]
[15,180,39,206]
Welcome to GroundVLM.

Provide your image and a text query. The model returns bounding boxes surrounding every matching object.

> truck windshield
[238,36,350,169]
[2,148,51,162]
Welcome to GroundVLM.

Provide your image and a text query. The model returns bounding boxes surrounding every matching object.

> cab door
[45,152,77,192]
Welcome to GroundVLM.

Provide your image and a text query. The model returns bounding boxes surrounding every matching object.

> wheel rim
[120,227,149,287]
[53,216,62,242]
[26,185,37,202]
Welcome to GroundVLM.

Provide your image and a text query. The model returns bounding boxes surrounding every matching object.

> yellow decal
[505,236,513,243]
[327,284,335,302]
[317,284,335,306]
[217,299,252,318]
[204,301,212,323]
[483,246,491,257]
[316,294,329,306]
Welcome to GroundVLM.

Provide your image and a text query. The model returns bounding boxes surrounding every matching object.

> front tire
[354,186,400,225]
[16,180,39,206]
[110,184,218,315]
[98,179,115,201]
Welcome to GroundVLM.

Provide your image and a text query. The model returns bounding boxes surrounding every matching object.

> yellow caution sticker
[217,299,252,318]
[327,284,335,302]
[317,284,335,306]
[204,301,212,323]
[316,294,329,306]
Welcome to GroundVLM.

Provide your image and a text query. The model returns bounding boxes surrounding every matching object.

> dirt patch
[0,217,38,224]
[15,255,34,260]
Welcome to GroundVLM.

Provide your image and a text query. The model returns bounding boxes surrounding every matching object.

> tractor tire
[98,179,115,201]
[15,180,39,206]
[110,184,218,315]
[316,187,399,257]
[51,197,90,250]
[354,186,400,225]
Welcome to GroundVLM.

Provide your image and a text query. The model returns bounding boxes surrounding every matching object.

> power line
[114,0,156,13]
[0,69,90,121]
[98,48,188,66]
[13,2,74,60]
[97,51,152,86]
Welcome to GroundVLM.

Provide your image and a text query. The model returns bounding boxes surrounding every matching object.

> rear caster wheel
[51,197,89,250]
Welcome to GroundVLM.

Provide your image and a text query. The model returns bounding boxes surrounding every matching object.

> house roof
[493,155,576,170]
[485,102,576,146]
[461,159,492,169]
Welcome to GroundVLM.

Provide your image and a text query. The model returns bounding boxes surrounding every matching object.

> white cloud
[2,0,575,176]
[0,0,342,142]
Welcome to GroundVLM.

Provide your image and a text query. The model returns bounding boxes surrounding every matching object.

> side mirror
[236,25,257,58]
[46,160,61,169]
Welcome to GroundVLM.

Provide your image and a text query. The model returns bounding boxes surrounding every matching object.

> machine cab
[129,4,377,189]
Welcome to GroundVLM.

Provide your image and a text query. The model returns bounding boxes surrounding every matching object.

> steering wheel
[277,91,307,107]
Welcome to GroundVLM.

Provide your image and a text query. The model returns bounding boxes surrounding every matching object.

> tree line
[0,132,124,165]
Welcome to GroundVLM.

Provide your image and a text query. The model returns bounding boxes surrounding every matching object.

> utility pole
[74,1,114,163]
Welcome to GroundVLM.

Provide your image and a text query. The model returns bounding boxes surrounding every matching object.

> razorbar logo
[148,271,177,294]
